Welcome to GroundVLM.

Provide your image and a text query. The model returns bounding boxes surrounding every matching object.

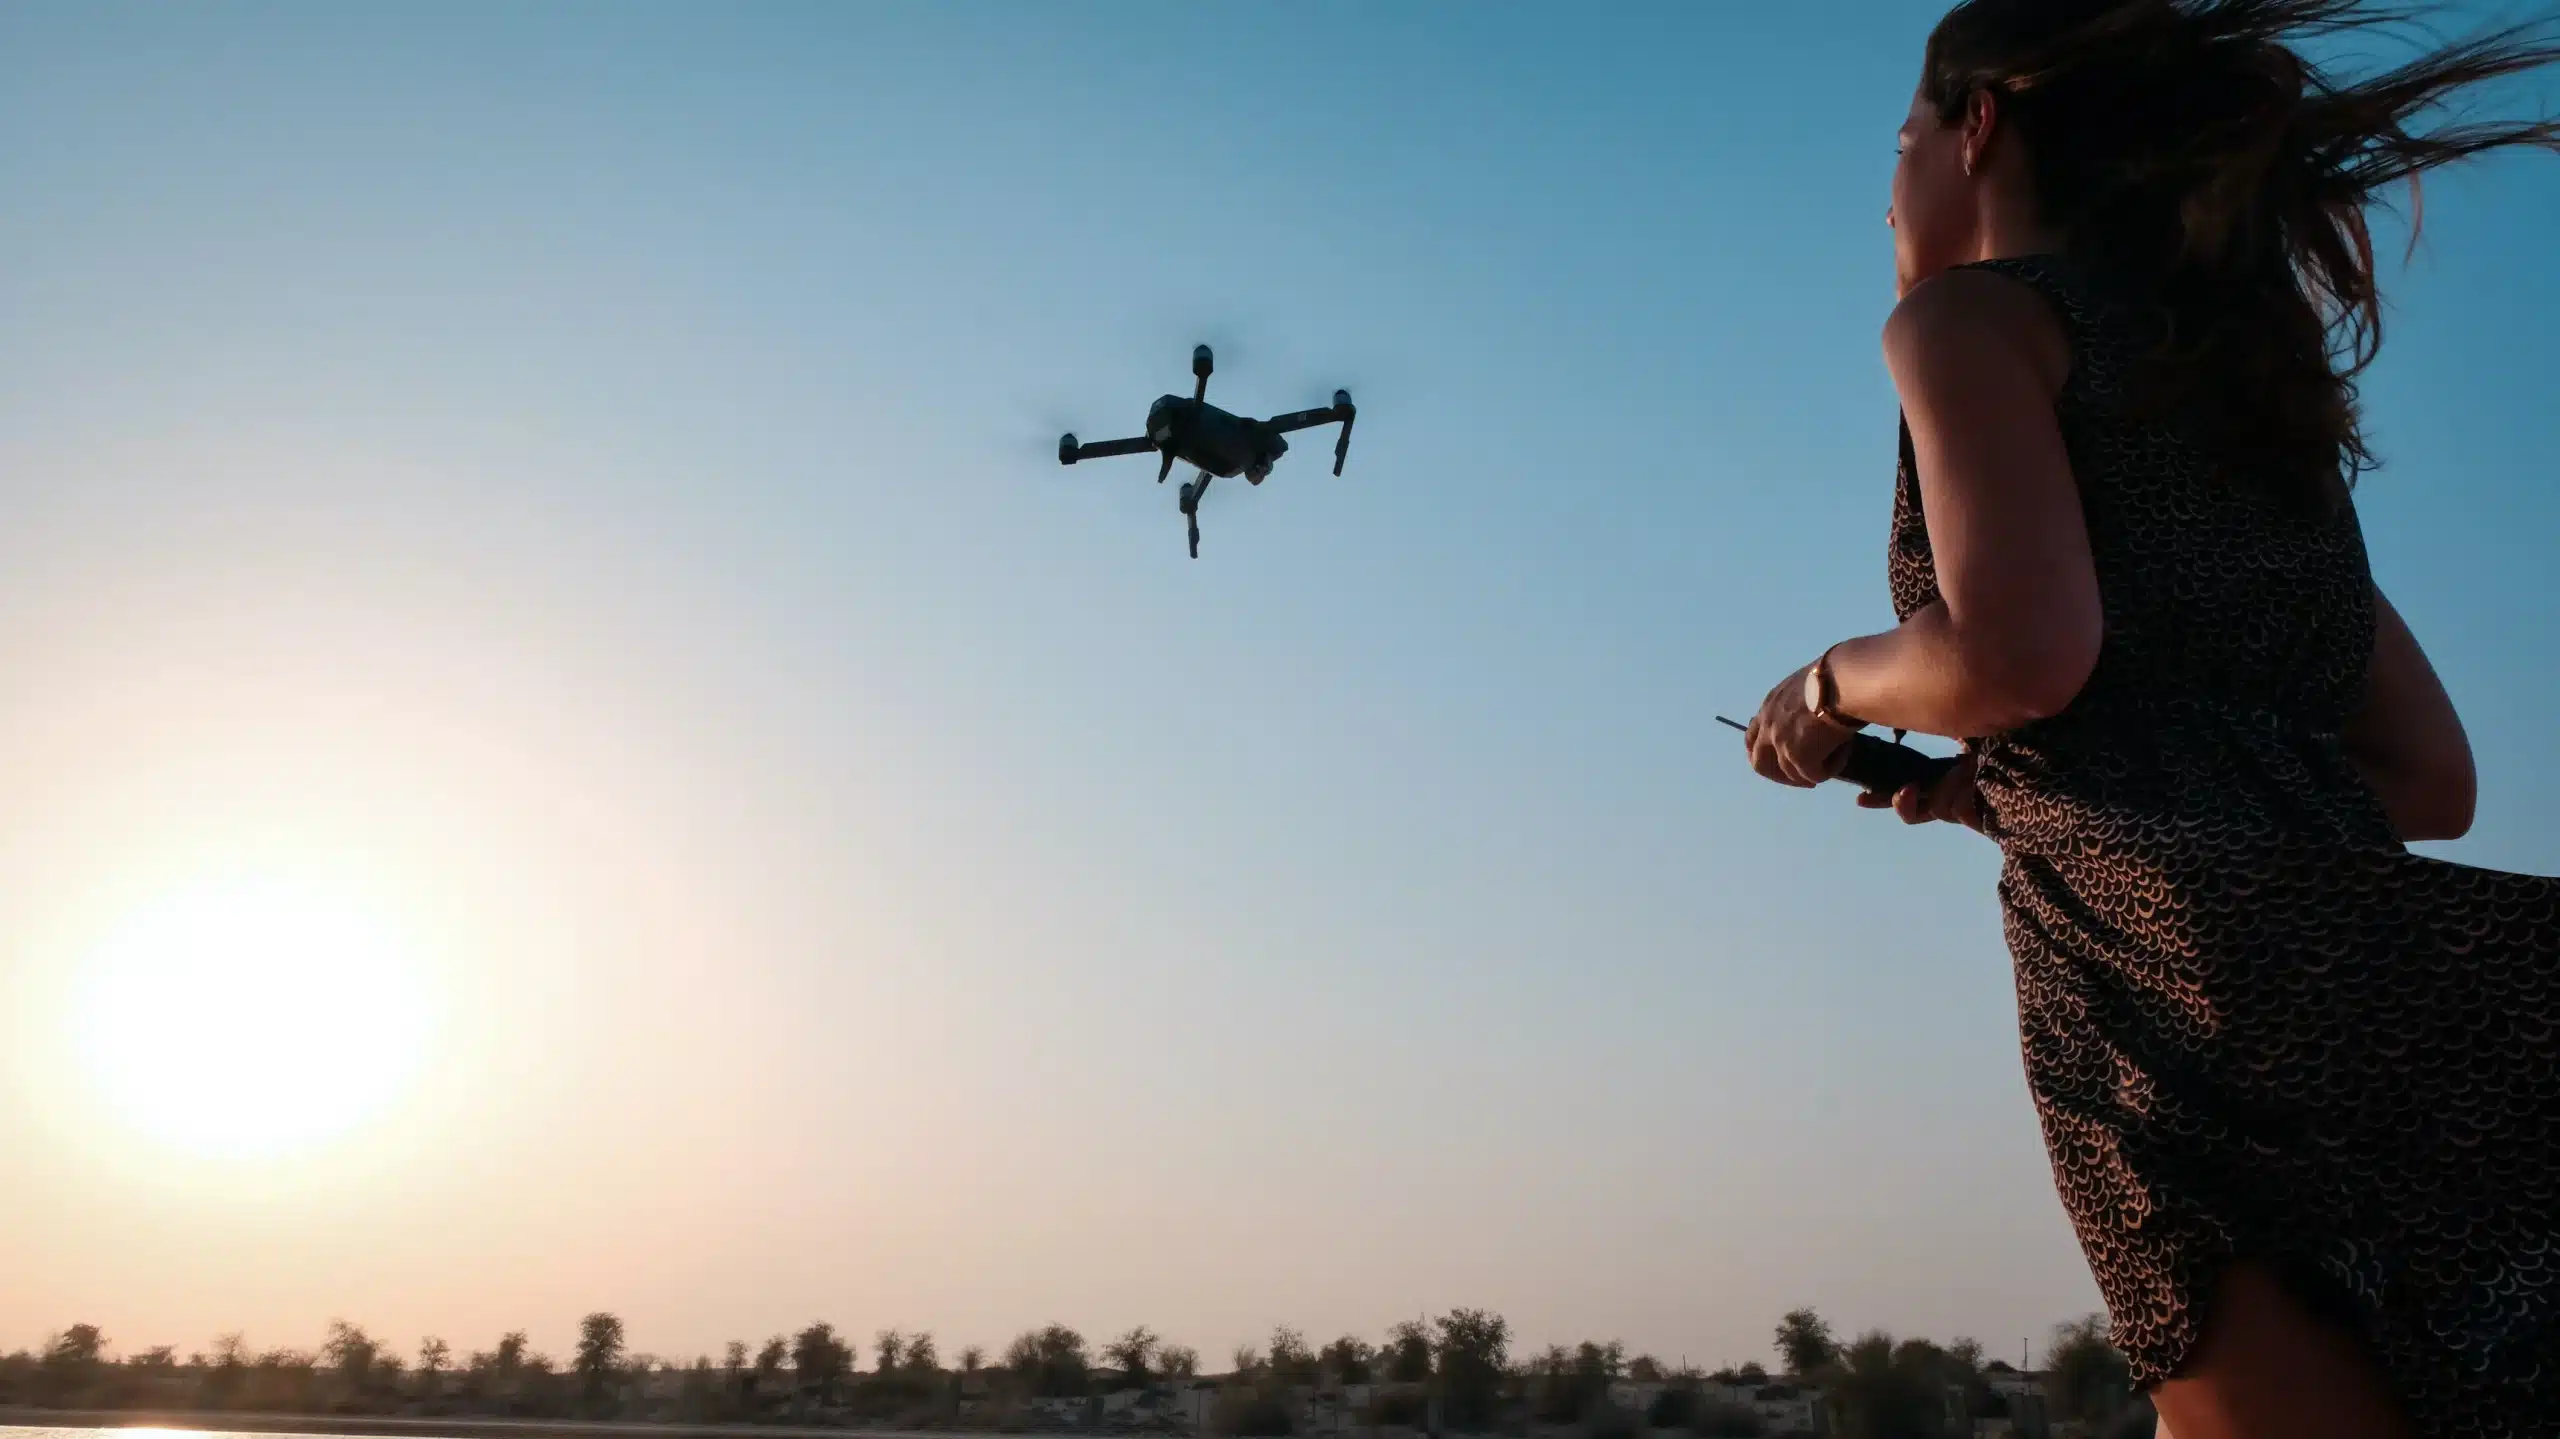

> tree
[958,1345,985,1377]
[1382,1321,1433,1383]
[1103,1327,1160,1386]
[1774,1310,1837,1378]
[132,1346,177,1370]
[1318,1335,1374,1387]
[1158,1344,1199,1380]
[517,1351,563,1417]
[2044,1315,2131,1422]
[874,1329,905,1375]
[1004,1325,1089,1398]
[905,1332,938,1375]
[1736,1361,1769,1385]
[250,1346,319,1413]
[325,1320,380,1396]
[1627,1354,1663,1383]
[681,1357,716,1422]
[753,1335,788,1410]
[1229,1344,1262,1376]
[1267,1327,1319,1386]
[41,1326,107,1404]
[794,1323,851,1406]
[1525,1340,1623,1423]
[47,1325,106,1368]
[575,1312,628,1408]
[1824,1331,1945,1439]
[1577,1341,1625,1382]
[1431,1309,1510,1431]
[201,1333,249,1406]
[496,1332,530,1379]
[417,1338,450,1403]
[1525,1345,1578,1422]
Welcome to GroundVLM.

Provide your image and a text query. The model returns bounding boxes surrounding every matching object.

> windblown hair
[1924,0,2560,510]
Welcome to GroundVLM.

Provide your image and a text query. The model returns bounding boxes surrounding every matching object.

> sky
[3,0,2558,1378]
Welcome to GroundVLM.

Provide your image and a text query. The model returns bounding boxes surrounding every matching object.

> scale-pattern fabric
[1886,254,2560,1433]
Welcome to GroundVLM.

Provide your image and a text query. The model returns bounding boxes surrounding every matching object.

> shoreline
[0,1411,1039,1439]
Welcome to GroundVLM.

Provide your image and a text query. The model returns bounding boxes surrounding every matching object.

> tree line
[0,1305,2144,1439]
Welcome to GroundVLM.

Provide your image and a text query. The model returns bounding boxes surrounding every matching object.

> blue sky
[3,0,2556,1374]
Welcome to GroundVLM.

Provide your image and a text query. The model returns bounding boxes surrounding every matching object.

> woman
[1739,2,2560,1435]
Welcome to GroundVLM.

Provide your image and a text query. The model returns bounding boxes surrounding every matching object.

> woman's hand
[1744,663,1855,787]
[1855,751,1983,830]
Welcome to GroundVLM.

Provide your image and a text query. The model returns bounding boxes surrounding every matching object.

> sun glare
[72,876,434,1159]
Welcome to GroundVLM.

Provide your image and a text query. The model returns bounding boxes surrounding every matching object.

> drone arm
[1261,390,1356,475]
[1261,404,1348,435]
[1059,434,1156,464]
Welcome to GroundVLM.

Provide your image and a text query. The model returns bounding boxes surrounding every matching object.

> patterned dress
[1886,256,2560,1433]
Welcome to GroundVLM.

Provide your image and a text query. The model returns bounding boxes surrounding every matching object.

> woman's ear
[1962,88,2001,175]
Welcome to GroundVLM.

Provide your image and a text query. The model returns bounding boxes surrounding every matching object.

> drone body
[1058,345,1356,557]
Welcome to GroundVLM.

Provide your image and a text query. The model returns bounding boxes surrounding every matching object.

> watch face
[1804,663,1827,716]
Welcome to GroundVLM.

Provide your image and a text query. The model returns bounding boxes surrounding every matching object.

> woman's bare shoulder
[1883,266,2071,396]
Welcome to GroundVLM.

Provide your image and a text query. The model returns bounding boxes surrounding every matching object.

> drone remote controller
[1716,716,1961,796]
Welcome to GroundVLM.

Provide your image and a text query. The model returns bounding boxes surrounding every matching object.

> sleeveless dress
[1886,256,2560,1433]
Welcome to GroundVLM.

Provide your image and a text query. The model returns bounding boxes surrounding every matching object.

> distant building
[1604,1379,1665,1416]
[1700,1378,1828,1434]
[1980,1370,2051,1439]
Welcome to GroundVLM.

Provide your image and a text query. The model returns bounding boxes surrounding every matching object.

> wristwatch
[1803,647,1867,731]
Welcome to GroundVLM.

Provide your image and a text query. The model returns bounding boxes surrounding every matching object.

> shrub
[1367,1389,1427,1427]
[1210,1384,1295,1437]
[1693,1401,1765,1438]
[1584,1402,1641,1439]
[1647,1387,1699,1428]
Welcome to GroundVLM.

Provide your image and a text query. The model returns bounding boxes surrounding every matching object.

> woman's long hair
[1924,0,2560,511]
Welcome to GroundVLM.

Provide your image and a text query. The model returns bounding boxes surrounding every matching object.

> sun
[71,875,434,1158]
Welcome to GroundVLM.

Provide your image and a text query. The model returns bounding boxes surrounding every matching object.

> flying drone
[1058,345,1356,557]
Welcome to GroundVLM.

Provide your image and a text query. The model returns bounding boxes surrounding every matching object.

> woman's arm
[2345,588,2474,841]
[1824,269,2103,737]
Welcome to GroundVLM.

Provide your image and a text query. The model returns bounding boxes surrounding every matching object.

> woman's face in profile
[1890,85,1970,297]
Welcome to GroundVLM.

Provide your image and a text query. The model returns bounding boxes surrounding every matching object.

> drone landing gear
[1178,471,1212,558]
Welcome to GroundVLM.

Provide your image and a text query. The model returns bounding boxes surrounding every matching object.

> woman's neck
[1972,191,2067,263]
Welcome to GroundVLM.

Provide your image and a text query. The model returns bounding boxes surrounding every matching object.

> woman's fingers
[1746,715,1812,787]
[1778,745,1816,788]
[1929,756,1983,829]
[1758,745,1809,786]
[1933,782,1972,826]
[1806,736,1851,786]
